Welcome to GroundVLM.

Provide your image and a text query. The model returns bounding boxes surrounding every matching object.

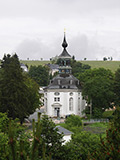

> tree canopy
[38,115,64,159]
[71,60,91,78]
[0,54,40,123]
[114,68,120,106]
[78,68,115,118]
[90,107,120,160]
[28,65,49,86]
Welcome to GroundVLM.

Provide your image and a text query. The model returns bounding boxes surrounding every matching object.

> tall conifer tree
[0,54,40,123]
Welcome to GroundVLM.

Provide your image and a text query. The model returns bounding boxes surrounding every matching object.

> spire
[62,31,68,48]
[59,31,71,58]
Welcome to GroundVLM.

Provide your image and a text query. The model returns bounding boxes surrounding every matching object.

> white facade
[44,89,86,118]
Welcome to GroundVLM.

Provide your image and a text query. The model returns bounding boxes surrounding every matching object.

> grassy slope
[20,60,50,68]
[80,61,120,72]
[1,60,120,72]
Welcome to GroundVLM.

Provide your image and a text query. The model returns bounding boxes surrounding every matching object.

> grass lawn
[83,122,108,135]
[20,60,50,68]
[59,121,108,137]
[80,60,120,72]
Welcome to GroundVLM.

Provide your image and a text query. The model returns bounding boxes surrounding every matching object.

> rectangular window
[54,97,60,102]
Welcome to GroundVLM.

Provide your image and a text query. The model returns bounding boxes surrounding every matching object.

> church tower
[44,33,86,118]
[58,32,72,75]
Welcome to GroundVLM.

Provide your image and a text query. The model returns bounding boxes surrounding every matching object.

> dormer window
[54,92,60,96]
[70,80,72,84]
[58,80,61,85]
[70,92,73,96]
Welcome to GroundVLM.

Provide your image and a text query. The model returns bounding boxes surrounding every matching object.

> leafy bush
[102,110,114,120]
[0,112,9,133]
[0,132,8,160]
[90,107,120,160]
[62,131,100,160]
[65,114,82,128]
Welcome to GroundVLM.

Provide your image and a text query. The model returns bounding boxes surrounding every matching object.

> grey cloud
[0,0,120,61]
[16,37,61,60]
[1,0,120,19]
[16,39,43,60]
[68,34,101,60]
[14,32,120,61]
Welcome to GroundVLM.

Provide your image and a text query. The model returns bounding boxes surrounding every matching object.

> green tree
[0,132,8,160]
[71,61,91,78]
[90,107,120,160]
[23,73,41,109]
[78,68,115,118]
[28,65,49,86]
[0,112,9,133]
[39,115,64,159]
[65,114,82,128]
[0,54,40,123]
[60,115,83,133]
[114,68,120,106]
[6,113,63,160]
[103,57,107,61]
[61,131,100,160]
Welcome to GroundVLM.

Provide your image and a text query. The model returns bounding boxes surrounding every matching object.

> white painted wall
[44,89,86,117]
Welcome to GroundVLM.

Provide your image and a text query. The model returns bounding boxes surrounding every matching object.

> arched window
[45,98,47,112]
[78,97,80,111]
[58,80,61,85]
[69,98,73,111]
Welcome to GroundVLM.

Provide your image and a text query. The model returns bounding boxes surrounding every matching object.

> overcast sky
[0,0,120,60]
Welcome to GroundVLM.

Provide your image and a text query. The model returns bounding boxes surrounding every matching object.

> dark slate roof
[20,63,26,67]
[45,74,80,90]
[45,64,59,70]
[59,49,71,58]
[56,126,73,135]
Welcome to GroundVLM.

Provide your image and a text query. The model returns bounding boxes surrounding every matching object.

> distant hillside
[80,61,120,72]
[20,60,50,68]
[20,60,120,73]
[1,60,120,72]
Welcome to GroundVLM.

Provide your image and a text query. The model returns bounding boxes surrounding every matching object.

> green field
[80,61,120,72]
[20,60,50,68]
[20,60,120,72]
[1,60,120,72]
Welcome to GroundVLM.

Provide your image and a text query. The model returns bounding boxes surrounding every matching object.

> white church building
[44,33,86,118]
